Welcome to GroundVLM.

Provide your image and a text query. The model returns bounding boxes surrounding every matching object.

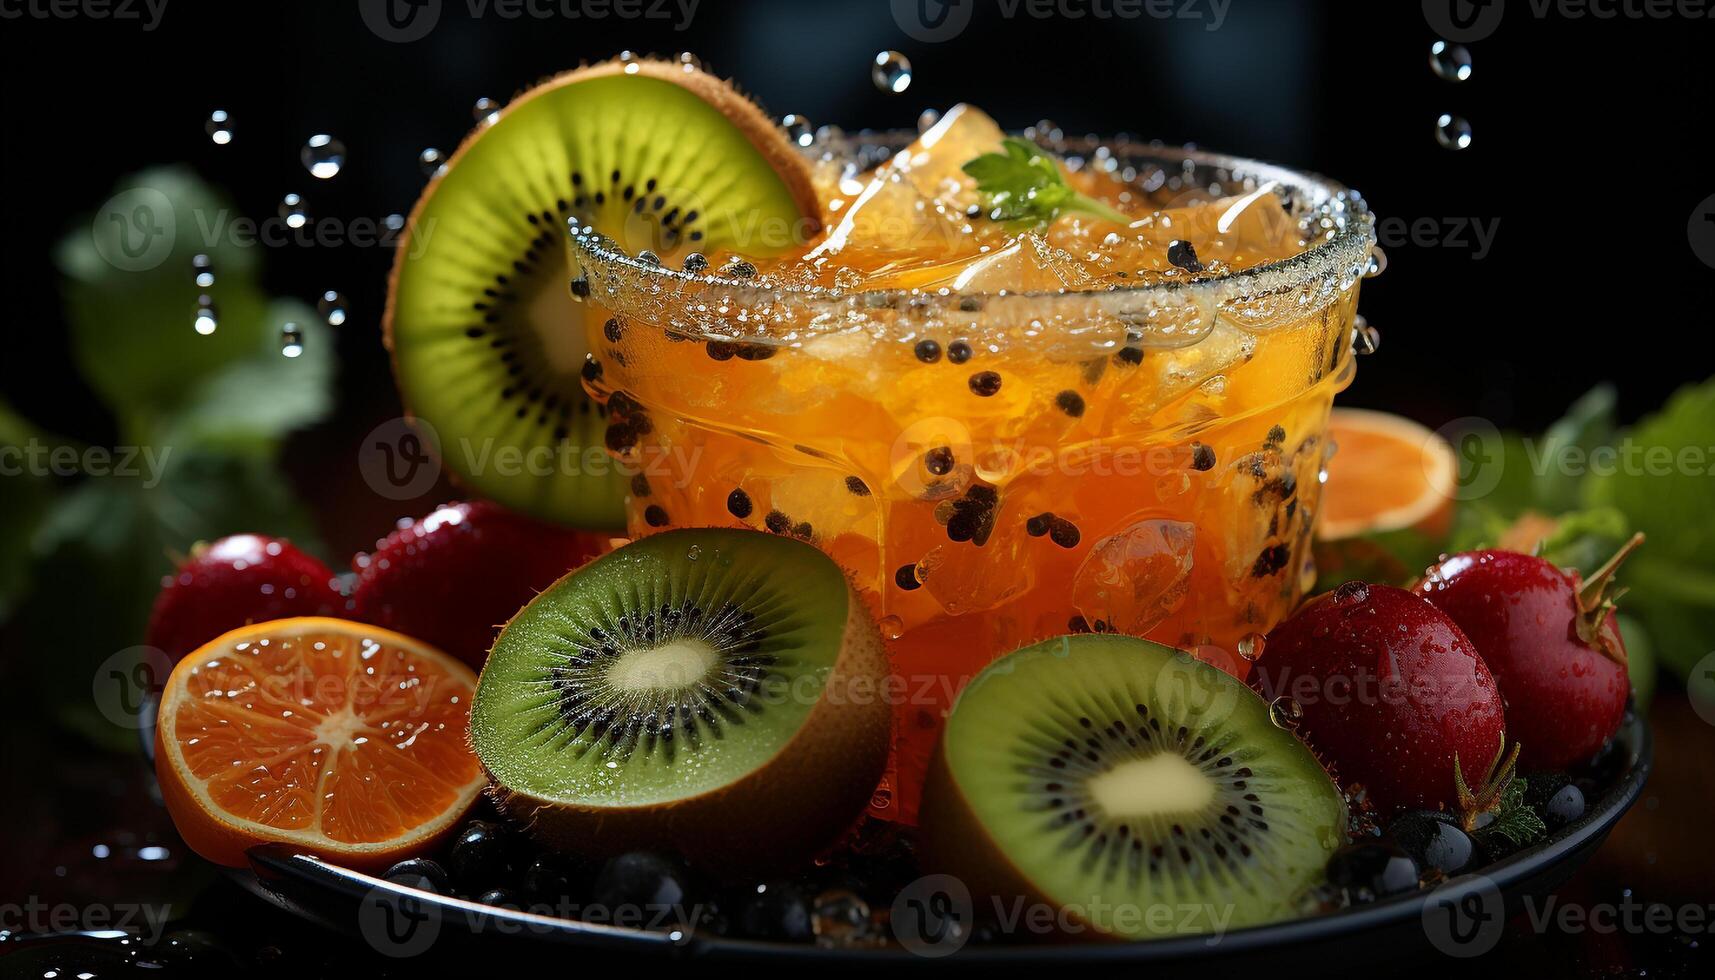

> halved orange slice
[155,617,485,870]
[1319,408,1457,540]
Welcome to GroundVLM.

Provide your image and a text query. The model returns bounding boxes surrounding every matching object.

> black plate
[164,710,1647,967]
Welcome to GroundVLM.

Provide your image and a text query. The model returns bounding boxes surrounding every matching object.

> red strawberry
[349,501,608,668]
[1255,582,1508,816]
[1415,535,1639,771]
[146,535,342,661]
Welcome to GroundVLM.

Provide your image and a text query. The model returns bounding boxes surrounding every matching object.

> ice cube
[1072,519,1197,634]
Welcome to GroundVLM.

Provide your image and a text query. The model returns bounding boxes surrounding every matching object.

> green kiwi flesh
[385,60,819,529]
[921,635,1346,940]
[471,528,888,874]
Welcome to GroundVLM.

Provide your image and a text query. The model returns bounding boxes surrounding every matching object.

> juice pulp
[575,107,1370,822]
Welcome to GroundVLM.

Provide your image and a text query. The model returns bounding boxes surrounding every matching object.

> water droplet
[1363,247,1387,279]
[878,615,905,640]
[676,51,701,71]
[1268,696,1303,730]
[1429,40,1473,82]
[278,193,308,229]
[205,109,234,145]
[300,134,345,179]
[317,290,348,327]
[384,213,406,233]
[1353,317,1381,355]
[1434,113,1473,151]
[472,97,502,125]
[871,50,912,94]
[917,108,941,133]
[781,113,814,148]
[618,50,641,74]
[280,322,305,358]
[1237,632,1267,662]
[193,295,218,336]
[192,253,214,288]
[418,147,446,177]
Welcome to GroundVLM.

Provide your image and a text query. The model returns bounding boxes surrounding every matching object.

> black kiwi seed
[1048,518,1081,549]
[895,564,922,591]
[914,339,942,363]
[947,340,974,364]
[1190,442,1217,471]
[1167,240,1205,273]
[726,488,753,519]
[1054,390,1085,418]
[644,505,670,527]
[968,371,1003,397]
[924,447,955,476]
[845,476,871,497]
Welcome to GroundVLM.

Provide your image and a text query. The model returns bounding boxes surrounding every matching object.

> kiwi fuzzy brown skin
[473,536,890,879]
[381,56,821,528]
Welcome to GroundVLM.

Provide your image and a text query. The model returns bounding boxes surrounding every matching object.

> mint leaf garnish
[962,138,1131,226]
[1484,777,1548,848]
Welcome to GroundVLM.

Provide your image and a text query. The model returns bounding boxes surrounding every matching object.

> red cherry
[349,501,609,668]
[1415,536,1638,771]
[146,535,343,661]
[1255,582,1507,815]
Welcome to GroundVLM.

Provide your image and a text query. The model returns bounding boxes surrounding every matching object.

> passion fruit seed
[969,371,1003,397]
[947,340,974,364]
[895,564,923,591]
[726,488,753,519]
[1055,390,1085,417]
[914,339,942,363]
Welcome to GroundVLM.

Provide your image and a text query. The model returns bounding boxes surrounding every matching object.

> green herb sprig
[962,138,1131,226]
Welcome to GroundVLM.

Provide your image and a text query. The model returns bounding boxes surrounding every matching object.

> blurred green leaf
[1533,384,1616,513]
[0,400,51,620]
[159,299,333,452]
[1584,379,1715,677]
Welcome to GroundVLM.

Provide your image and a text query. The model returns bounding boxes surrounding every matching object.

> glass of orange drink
[568,106,1377,821]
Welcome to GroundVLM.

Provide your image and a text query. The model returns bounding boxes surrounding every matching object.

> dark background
[2,1,1712,976]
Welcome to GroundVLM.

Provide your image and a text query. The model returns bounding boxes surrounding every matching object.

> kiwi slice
[385,59,820,528]
[471,528,889,874]
[920,635,1346,940]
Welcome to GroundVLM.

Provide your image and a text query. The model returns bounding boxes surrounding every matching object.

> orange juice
[569,107,1376,821]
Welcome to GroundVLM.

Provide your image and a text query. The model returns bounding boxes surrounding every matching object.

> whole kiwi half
[920,635,1346,941]
[470,528,889,876]
[384,58,820,528]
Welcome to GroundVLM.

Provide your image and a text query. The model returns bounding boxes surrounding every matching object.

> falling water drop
[1429,40,1473,82]
[1268,696,1303,730]
[205,109,234,145]
[193,295,218,336]
[1237,632,1267,662]
[278,193,308,229]
[472,97,502,125]
[192,253,214,289]
[871,50,912,94]
[1363,247,1387,279]
[917,108,941,134]
[301,134,346,179]
[1353,316,1381,355]
[280,322,305,358]
[878,615,905,640]
[418,148,446,177]
[781,114,814,148]
[317,290,349,327]
[1434,113,1473,150]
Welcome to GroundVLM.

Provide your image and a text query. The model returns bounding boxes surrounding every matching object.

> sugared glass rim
[567,137,1376,348]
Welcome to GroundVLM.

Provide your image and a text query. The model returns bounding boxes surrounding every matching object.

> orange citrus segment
[1318,408,1457,541]
[155,617,485,870]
